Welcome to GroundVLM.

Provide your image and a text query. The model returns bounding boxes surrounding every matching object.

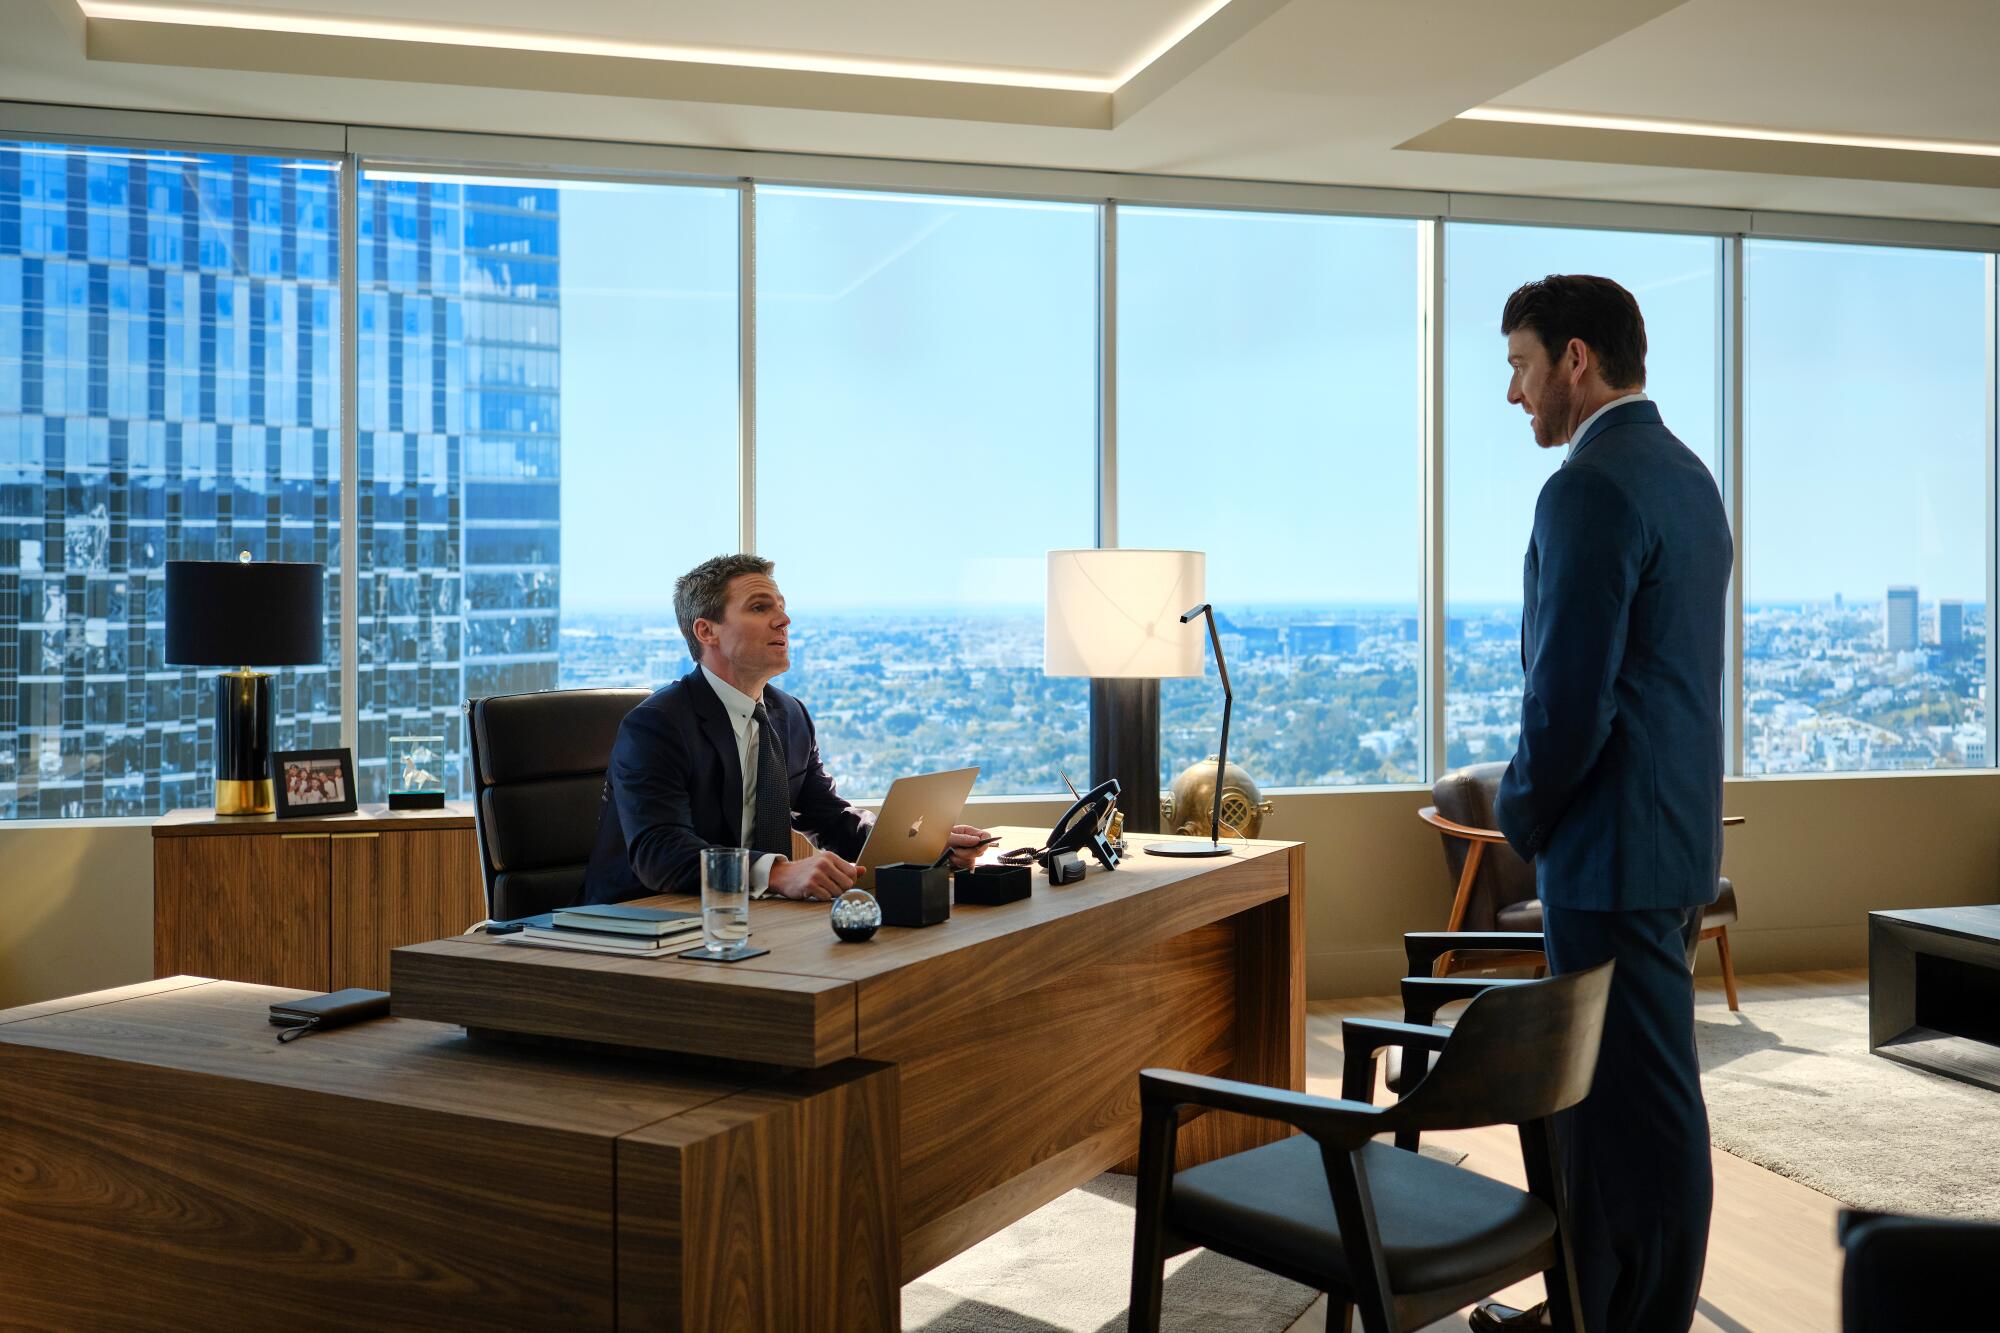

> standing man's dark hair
[1501,274,1648,390]
[1471,275,1733,1333]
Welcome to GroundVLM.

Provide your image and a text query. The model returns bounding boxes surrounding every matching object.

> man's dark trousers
[1542,903,1711,1333]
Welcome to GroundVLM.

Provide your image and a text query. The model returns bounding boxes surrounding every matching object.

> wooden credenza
[152,805,485,992]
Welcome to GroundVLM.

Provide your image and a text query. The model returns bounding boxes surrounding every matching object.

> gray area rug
[1697,990,2000,1218]
[903,1173,1318,1333]
[903,1150,1471,1333]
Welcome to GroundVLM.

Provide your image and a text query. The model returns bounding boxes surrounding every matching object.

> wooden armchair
[1128,962,1614,1333]
[1419,762,1743,1010]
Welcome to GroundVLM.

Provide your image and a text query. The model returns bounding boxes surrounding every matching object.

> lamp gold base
[216,778,275,817]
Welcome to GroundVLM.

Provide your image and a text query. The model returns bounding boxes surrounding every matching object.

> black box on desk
[874,863,951,928]
[954,863,1031,906]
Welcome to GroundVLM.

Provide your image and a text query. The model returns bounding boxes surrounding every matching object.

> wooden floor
[1282,969,1862,1333]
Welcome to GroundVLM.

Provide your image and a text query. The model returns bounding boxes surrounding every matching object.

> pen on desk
[932,835,1004,869]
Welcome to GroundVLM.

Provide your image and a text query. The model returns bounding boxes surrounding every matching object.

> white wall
[0,821,155,1010]
[4,774,1996,1009]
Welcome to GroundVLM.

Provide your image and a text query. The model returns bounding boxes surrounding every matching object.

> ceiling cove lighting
[1458,106,2000,160]
[78,0,1239,92]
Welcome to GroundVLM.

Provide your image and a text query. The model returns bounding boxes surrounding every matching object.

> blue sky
[557,189,1994,615]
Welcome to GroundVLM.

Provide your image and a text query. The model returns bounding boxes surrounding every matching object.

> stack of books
[510,903,703,957]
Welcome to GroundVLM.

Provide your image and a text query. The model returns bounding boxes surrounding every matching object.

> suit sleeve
[1494,466,1646,859]
[789,704,874,861]
[607,705,710,895]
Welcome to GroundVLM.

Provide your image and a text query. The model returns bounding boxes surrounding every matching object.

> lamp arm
[1181,604,1234,846]
[1207,613,1233,845]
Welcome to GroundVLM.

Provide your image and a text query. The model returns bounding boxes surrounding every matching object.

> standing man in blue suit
[1469,277,1732,1333]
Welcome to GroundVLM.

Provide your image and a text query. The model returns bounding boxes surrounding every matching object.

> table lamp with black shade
[165,556,325,816]
[1145,603,1234,859]
[1044,549,1206,834]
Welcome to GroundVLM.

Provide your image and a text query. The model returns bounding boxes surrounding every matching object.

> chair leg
[1715,925,1740,1012]
[1324,1297,1354,1332]
[1128,1100,1177,1332]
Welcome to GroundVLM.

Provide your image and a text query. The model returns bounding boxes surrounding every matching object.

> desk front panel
[0,981,901,1332]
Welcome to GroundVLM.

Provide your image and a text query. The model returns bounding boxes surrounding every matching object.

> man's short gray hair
[675,554,775,663]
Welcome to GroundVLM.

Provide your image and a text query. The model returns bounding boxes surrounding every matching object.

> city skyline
[5,140,1999,817]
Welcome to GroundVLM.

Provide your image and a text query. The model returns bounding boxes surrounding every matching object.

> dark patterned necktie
[749,701,792,856]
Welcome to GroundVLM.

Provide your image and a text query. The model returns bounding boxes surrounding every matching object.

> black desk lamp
[166,555,325,816]
[1145,603,1233,859]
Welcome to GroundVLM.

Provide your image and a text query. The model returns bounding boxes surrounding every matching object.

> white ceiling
[5,0,2000,224]
[1500,0,2000,147]
[190,0,1222,80]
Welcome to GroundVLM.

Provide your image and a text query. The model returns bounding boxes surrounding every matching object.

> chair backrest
[465,688,650,920]
[1431,762,1538,928]
[1386,962,1614,1135]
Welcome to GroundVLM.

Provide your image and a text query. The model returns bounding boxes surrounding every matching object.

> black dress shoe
[1467,1300,1551,1331]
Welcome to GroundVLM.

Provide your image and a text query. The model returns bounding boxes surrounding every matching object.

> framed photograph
[273,748,357,818]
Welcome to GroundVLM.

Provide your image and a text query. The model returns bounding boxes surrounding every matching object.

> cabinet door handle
[280,833,328,841]
[332,832,381,841]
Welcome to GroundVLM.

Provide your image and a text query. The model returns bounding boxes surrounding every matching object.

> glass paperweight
[830,889,882,943]
[388,734,447,810]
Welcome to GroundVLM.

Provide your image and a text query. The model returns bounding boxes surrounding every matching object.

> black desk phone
[1001,777,1122,874]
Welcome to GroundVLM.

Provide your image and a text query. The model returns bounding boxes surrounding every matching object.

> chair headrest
[469,688,650,788]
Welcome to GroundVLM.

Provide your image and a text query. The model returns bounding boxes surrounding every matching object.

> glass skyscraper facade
[355,175,561,800]
[0,142,560,816]
[0,143,342,819]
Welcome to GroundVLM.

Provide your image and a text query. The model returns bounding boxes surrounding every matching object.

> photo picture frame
[272,748,358,818]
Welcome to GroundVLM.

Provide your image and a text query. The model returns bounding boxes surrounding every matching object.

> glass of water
[697,846,753,958]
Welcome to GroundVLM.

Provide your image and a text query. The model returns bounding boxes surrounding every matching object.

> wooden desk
[153,804,484,992]
[0,977,897,1330]
[394,829,1305,1282]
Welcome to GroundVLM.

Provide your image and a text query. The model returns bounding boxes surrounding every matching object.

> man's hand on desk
[768,851,862,901]
[946,825,996,871]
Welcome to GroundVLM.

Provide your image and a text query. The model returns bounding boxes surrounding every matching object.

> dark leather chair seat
[1495,877,1737,932]
[1169,1134,1556,1296]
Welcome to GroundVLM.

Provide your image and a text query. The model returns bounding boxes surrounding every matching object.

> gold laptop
[852,767,980,888]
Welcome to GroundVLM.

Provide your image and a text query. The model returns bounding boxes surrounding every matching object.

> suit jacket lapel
[685,669,746,845]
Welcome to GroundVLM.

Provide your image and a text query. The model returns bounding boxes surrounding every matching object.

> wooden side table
[152,805,485,991]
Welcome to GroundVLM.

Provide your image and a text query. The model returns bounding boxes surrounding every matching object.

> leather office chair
[1839,1209,2000,1329]
[1419,762,1743,1010]
[1129,962,1614,1333]
[465,688,649,920]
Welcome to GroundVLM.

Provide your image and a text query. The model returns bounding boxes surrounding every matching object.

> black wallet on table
[268,988,390,1042]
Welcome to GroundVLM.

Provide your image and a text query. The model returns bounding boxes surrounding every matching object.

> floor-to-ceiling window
[1116,206,1424,792]
[0,140,342,817]
[754,186,1097,798]
[1743,240,1993,773]
[8,120,2000,823]
[1443,222,1724,770]
[353,169,737,799]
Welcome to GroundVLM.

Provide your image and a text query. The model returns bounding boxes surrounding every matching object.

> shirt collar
[1565,392,1649,461]
[700,664,760,729]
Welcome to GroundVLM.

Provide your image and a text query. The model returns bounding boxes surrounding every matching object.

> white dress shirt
[1565,392,1649,461]
[701,664,780,895]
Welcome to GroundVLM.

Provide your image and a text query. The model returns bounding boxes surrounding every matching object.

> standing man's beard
[1533,375,1574,448]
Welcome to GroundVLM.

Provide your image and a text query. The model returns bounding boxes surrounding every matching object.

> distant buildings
[1288,622,1358,656]
[1939,599,1964,651]
[1885,586,1919,653]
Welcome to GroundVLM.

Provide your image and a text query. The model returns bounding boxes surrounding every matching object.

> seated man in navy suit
[583,553,991,903]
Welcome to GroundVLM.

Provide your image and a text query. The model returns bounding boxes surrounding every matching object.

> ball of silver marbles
[830,888,882,942]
